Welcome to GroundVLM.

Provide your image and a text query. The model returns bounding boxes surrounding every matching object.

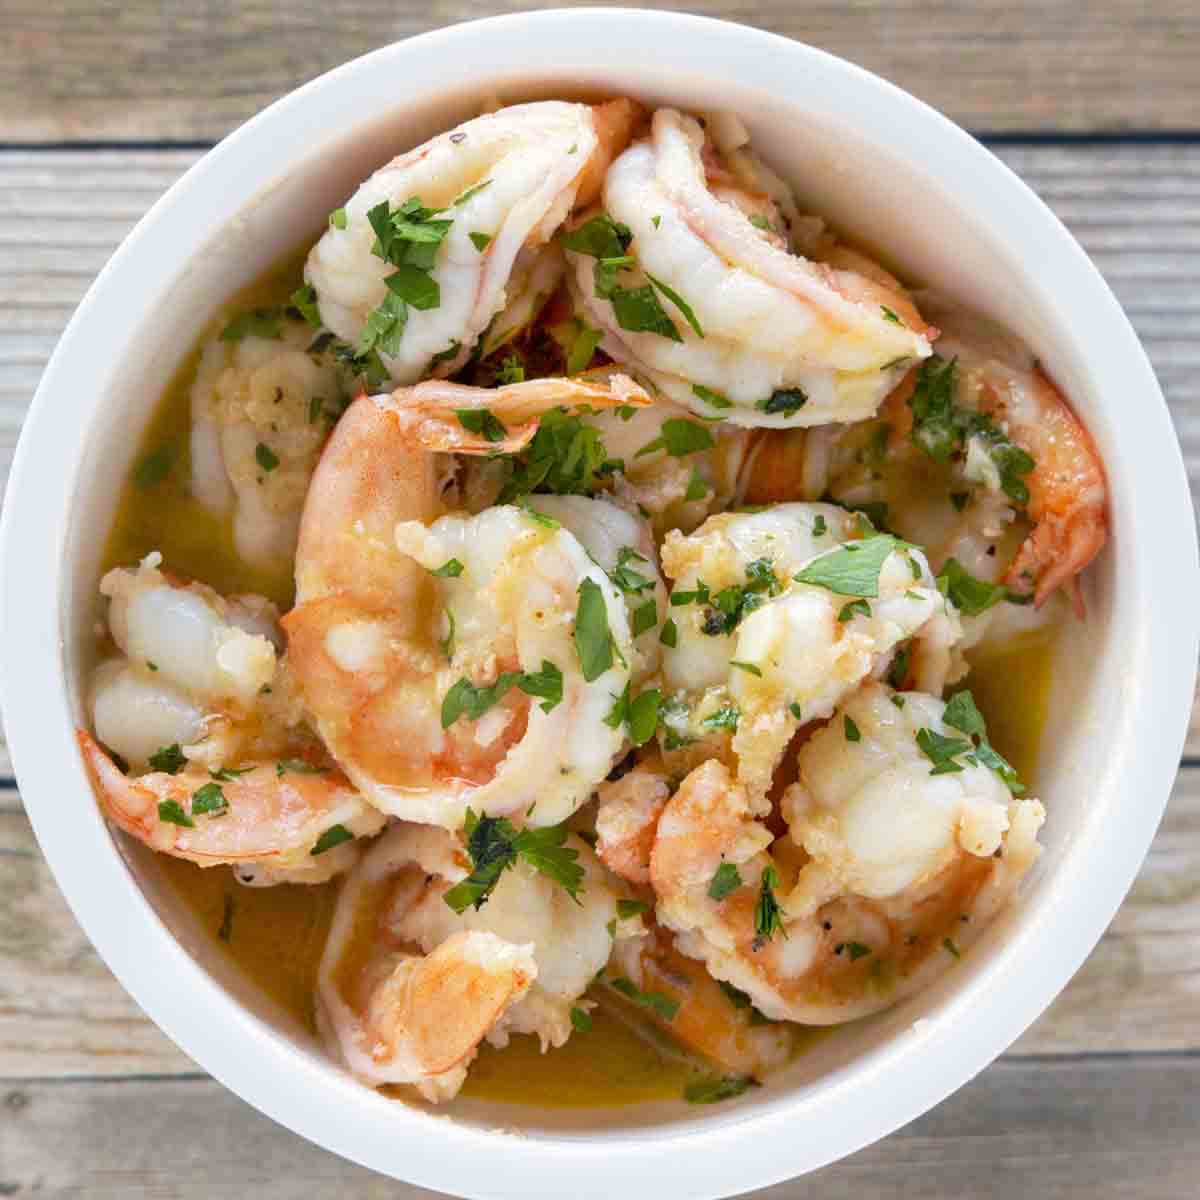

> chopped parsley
[430,558,464,578]
[880,305,902,325]
[844,715,861,742]
[443,808,584,912]
[208,765,250,782]
[729,660,762,677]
[455,408,508,444]
[838,598,871,622]
[157,799,194,829]
[609,976,679,1021]
[289,284,321,328]
[887,641,912,689]
[659,618,678,648]
[935,557,1009,617]
[604,684,661,746]
[943,689,1026,794]
[756,388,808,416]
[608,546,654,595]
[915,728,975,775]
[495,354,525,384]
[632,598,658,638]
[220,307,284,342]
[498,408,613,501]
[254,443,279,472]
[190,782,228,817]
[148,744,186,775]
[683,1075,758,1104]
[684,469,709,502]
[276,759,328,776]
[692,384,731,410]
[708,862,743,900]
[794,535,901,598]
[575,577,624,682]
[702,704,740,732]
[329,207,348,229]
[754,865,787,944]
[453,179,492,206]
[840,941,872,961]
[943,937,962,960]
[441,660,564,727]
[645,272,704,338]
[636,418,716,459]
[570,1006,593,1033]
[908,355,1035,504]
[439,609,456,661]
[812,514,827,537]
[311,824,354,856]
[617,898,650,920]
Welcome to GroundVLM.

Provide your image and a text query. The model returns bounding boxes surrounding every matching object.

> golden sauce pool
[111,244,1059,1109]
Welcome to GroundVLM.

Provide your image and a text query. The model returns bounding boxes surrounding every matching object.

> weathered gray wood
[3,1,1199,141]
[4,1055,1200,1198]
[0,807,195,1077]
[2,763,1197,1079]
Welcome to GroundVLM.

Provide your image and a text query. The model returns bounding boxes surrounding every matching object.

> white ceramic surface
[2,9,1196,1198]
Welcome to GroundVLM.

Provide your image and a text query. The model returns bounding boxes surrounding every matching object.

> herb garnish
[149,744,186,775]
[943,689,1026,794]
[574,579,618,682]
[455,408,507,444]
[636,418,716,459]
[756,388,807,416]
[702,704,740,732]
[311,824,354,856]
[609,976,679,1021]
[793,535,901,598]
[157,799,194,829]
[604,683,661,746]
[255,443,280,473]
[498,408,613,501]
[190,782,228,817]
[221,308,284,342]
[708,862,743,900]
[570,1006,593,1033]
[430,558,464,578]
[754,865,787,945]
[442,809,584,912]
[441,660,564,727]
[683,1075,758,1104]
[844,715,861,742]
[935,558,1009,617]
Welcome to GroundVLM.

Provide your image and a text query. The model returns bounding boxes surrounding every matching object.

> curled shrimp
[594,756,672,885]
[567,108,934,427]
[650,685,1043,1025]
[77,729,384,878]
[283,379,662,829]
[306,98,643,383]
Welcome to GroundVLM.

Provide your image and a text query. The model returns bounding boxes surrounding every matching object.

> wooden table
[2,4,1199,1196]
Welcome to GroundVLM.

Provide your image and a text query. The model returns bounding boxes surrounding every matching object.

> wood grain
[3,2,1199,142]
[5,1055,1200,1198]
[1,764,1196,1079]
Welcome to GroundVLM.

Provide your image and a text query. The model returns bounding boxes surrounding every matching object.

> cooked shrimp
[90,552,306,770]
[284,385,662,828]
[364,823,629,1050]
[651,719,1042,1024]
[658,504,959,802]
[594,756,672,885]
[77,729,384,874]
[190,319,343,570]
[321,904,537,1102]
[479,243,566,358]
[606,924,792,1078]
[306,99,642,383]
[911,296,1108,608]
[567,108,933,427]
[380,372,649,455]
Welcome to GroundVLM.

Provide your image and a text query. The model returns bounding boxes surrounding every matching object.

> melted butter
[156,855,337,1030]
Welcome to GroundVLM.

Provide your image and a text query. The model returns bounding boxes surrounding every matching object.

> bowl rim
[2,8,1197,1197]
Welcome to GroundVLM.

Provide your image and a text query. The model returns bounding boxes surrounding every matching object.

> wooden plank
[2,764,1197,1079]
[4,2,1200,141]
[0,807,195,1077]
[4,1055,1200,1198]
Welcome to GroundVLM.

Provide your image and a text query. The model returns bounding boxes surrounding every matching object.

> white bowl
[2,9,1196,1197]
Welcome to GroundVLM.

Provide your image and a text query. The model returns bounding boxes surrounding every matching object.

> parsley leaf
[604,684,660,746]
[617,898,650,920]
[441,660,564,727]
[943,689,1026,794]
[692,384,731,410]
[659,618,678,647]
[289,285,321,328]
[456,408,507,443]
[611,284,682,341]
[498,409,612,501]
[754,865,787,944]
[729,660,762,677]
[880,305,902,324]
[311,824,354,856]
[518,660,565,714]
[157,799,194,828]
[329,207,348,229]
[431,558,464,578]
[839,598,871,622]
[148,744,186,774]
[935,558,1008,617]
[255,443,279,472]
[844,715,861,742]
[756,388,808,416]
[915,727,974,775]
[570,1006,593,1033]
[442,809,584,912]
[636,418,716,459]
[645,273,704,338]
[794,535,900,597]
[887,641,912,689]
[708,862,743,900]
[684,1075,757,1105]
[574,578,617,682]
[190,782,228,817]
[386,263,441,310]
[609,976,679,1021]
[702,704,740,731]
[632,598,658,638]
